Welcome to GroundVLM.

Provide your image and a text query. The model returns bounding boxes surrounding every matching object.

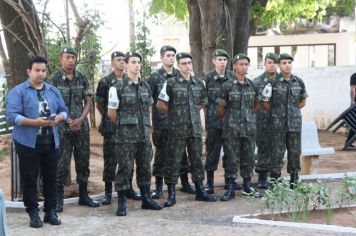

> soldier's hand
[52,114,65,125]
[69,118,83,131]
[36,117,52,127]
[66,117,73,125]
[261,83,272,102]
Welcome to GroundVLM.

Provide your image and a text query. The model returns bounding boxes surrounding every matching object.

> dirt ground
[1,129,356,235]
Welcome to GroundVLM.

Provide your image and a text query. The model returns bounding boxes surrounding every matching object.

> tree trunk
[129,0,135,49]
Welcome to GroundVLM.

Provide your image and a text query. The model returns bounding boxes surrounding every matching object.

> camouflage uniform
[266,74,308,176]
[48,69,93,185]
[112,76,154,191]
[95,72,120,182]
[160,72,207,184]
[253,72,275,174]
[216,78,259,179]
[203,70,233,172]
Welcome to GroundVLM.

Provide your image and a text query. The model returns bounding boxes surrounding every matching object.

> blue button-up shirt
[5,80,68,148]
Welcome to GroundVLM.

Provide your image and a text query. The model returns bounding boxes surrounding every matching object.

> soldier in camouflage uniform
[107,52,162,216]
[261,53,307,189]
[253,52,278,189]
[157,52,216,207]
[48,46,100,212]
[96,51,140,205]
[216,53,261,201]
[148,45,195,199]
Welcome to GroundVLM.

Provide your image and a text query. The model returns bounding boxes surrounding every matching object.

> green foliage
[149,0,188,21]
[338,174,356,208]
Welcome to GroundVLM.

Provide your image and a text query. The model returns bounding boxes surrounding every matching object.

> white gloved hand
[108,86,119,109]
[158,82,170,102]
[261,83,272,102]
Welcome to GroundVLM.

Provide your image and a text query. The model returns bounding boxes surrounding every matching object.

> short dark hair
[27,56,48,70]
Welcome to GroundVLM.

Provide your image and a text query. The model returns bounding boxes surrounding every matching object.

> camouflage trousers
[204,128,227,172]
[102,135,117,182]
[164,136,204,184]
[255,119,271,173]
[223,137,255,179]
[114,141,153,191]
[270,131,301,175]
[57,131,90,186]
[152,129,190,178]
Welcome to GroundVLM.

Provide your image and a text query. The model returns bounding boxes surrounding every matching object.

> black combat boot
[257,172,269,189]
[163,183,176,207]
[126,178,142,200]
[224,178,242,190]
[290,173,299,190]
[152,176,163,199]
[180,173,195,194]
[78,183,100,207]
[55,185,64,213]
[140,185,163,210]
[269,172,282,188]
[28,209,43,228]
[242,177,261,198]
[220,178,235,201]
[43,209,61,225]
[116,190,127,216]
[101,182,112,205]
[205,171,214,194]
[195,181,216,202]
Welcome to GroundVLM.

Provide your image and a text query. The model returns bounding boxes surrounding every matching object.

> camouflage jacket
[216,77,259,138]
[203,69,233,130]
[48,69,93,134]
[267,74,308,132]
[160,72,207,138]
[147,67,178,130]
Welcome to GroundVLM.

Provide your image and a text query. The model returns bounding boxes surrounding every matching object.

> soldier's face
[278,59,293,76]
[233,59,249,76]
[161,51,175,67]
[60,53,77,71]
[126,57,141,75]
[264,58,277,74]
[212,56,228,71]
[27,62,47,84]
[177,58,192,75]
[112,56,125,71]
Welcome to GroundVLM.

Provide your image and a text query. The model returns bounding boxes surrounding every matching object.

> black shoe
[180,173,195,194]
[29,210,43,228]
[152,176,163,199]
[55,185,64,213]
[220,178,235,201]
[290,173,299,190]
[44,210,61,225]
[140,185,163,210]
[257,173,268,189]
[224,178,242,190]
[243,178,262,198]
[205,171,214,194]
[102,182,112,205]
[126,187,142,200]
[116,190,127,216]
[195,181,216,202]
[79,183,100,207]
[163,183,176,207]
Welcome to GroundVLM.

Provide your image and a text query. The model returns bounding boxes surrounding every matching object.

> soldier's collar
[161,66,177,77]
[233,77,248,85]
[60,68,77,81]
[213,70,228,81]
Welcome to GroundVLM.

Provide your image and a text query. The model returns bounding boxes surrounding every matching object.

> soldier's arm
[157,81,170,113]
[262,102,271,112]
[299,99,306,109]
[216,83,228,118]
[95,79,106,116]
[69,95,92,131]
[351,85,356,105]
[107,86,119,123]
[298,78,308,109]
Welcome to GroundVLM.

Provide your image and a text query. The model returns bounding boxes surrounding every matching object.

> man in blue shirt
[6,56,67,228]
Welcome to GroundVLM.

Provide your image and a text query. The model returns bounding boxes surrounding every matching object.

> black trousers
[15,141,59,213]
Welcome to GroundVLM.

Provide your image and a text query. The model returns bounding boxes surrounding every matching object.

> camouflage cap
[233,53,250,63]
[124,51,142,63]
[176,52,192,61]
[212,49,229,59]
[160,45,176,54]
[111,51,125,59]
[279,53,294,62]
[61,46,77,55]
[265,52,279,62]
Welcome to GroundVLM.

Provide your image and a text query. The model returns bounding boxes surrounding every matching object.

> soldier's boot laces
[140,185,163,210]
[242,178,262,198]
[205,171,214,194]
[195,181,216,202]
[163,183,176,207]
[220,178,235,201]
[101,182,112,205]
[152,176,163,199]
[180,173,195,194]
[116,190,127,216]
[55,185,64,213]
[290,173,299,190]
[78,183,100,207]
[257,173,269,189]
[224,178,242,190]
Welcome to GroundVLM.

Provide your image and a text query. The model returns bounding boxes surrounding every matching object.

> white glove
[158,82,170,102]
[261,83,272,102]
[108,86,119,109]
